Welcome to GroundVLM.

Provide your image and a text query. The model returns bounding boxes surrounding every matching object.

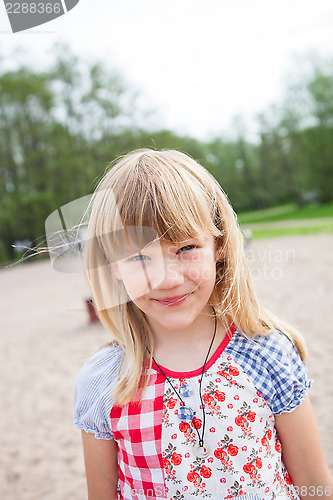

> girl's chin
[148,311,198,332]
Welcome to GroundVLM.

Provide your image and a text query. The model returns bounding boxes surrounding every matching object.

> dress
[73,326,312,500]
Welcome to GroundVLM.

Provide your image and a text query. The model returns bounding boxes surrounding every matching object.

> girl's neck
[148,307,230,373]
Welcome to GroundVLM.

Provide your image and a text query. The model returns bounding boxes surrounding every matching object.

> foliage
[1,49,333,262]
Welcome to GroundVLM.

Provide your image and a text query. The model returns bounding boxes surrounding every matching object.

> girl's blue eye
[129,254,149,262]
[178,244,196,253]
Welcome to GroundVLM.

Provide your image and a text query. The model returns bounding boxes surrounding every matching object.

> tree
[0,48,143,261]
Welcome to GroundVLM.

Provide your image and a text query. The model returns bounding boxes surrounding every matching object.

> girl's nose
[155,258,185,289]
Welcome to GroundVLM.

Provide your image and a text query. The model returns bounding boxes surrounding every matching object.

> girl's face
[113,235,219,333]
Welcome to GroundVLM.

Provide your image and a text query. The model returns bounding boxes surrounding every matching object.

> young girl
[73,149,333,500]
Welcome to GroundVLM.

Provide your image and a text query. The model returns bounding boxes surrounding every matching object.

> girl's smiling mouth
[153,293,192,306]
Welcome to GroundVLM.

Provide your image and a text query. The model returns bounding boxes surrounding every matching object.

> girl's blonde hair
[84,148,307,404]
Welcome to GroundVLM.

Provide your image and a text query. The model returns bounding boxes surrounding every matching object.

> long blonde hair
[84,148,307,404]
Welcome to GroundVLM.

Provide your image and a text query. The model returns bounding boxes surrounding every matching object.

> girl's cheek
[121,266,165,298]
[186,262,216,283]
[120,275,149,300]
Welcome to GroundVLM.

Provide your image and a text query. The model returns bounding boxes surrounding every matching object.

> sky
[0,0,333,140]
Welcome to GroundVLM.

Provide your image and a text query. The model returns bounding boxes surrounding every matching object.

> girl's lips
[154,293,191,306]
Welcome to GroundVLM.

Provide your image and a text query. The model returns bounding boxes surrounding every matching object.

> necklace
[148,306,217,459]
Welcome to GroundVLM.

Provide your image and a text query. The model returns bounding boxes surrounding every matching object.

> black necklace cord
[147,354,186,406]
[147,306,217,451]
[198,306,217,447]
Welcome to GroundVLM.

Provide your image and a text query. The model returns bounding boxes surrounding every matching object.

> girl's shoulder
[75,343,123,386]
[73,344,123,440]
[224,329,312,415]
[227,328,300,363]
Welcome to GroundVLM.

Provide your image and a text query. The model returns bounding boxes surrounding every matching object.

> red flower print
[242,446,247,452]
[214,390,226,401]
[208,457,213,463]
[235,415,247,426]
[163,458,171,470]
[187,471,199,483]
[227,426,233,432]
[285,473,292,485]
[227,444,239,456]
[171,452,182,466]
[171,433,177,439]
[214,448,227,460]
[185,452,190,458]
[202,393,214,404]
[192,417,202,429]
[167,397,177,409]
[215,377,221,383]
[227,404,233,409]
[209,427,216,433]
[200,465,212,478]
[179,421,190,433]
[275,442,282,453]
[229,366,239,376]
[243,463,255,474]
[261,436,268,447]
[267,429,272,440]
[247,411,256,422]
[234,395,239,400]
[253,398,258,403]
[255,457,262,469]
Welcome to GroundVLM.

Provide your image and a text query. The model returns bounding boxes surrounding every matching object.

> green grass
[238,202,333,224]
[250,223,333,240]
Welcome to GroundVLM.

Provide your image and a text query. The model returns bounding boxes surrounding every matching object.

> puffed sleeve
[253,331,313,415]
[73,345,123,440]
[227,329,313,415]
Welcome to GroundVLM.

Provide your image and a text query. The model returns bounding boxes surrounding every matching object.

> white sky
[0,0,332,140]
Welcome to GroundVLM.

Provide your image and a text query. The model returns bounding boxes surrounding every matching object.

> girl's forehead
[108,231,214,257]
[103,221,217,254]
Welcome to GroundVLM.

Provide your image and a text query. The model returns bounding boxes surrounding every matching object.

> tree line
[1,49,332,262]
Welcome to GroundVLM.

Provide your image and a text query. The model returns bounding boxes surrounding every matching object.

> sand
[1,233,332,499]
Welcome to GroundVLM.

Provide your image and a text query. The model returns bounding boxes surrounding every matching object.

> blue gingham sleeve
[73,345,123,440]
[226,330,313,415]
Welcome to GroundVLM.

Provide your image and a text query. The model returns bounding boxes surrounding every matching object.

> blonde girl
[74,149,333,500]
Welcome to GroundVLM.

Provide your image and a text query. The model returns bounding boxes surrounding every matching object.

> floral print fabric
[158,329,312,499]
[74,328,312,500]
[161,353,300,499]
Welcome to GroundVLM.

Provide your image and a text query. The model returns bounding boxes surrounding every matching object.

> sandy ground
[0,233,332,500]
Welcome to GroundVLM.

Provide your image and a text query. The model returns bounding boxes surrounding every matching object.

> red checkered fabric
[111,371,167,500]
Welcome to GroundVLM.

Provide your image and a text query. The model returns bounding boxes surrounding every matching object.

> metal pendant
[178,405,194,422]
[193,443,210,459]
